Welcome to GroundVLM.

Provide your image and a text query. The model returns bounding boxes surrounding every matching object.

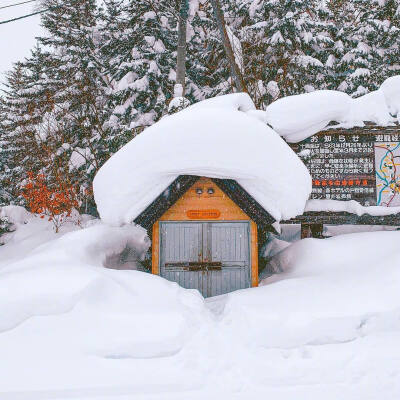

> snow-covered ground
[0,207,399,399]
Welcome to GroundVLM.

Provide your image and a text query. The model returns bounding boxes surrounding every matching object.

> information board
[294,129,400,207]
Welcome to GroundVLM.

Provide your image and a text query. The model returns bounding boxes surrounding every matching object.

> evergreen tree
[2,0,400,215]
[1,0,111,214]
[39,0,110,177]
[187,0,237,100]
[0,52,55,204]
[322,0,356,91]
[102,0,178,134]
[228,0,327,107]
[326,0,400,96]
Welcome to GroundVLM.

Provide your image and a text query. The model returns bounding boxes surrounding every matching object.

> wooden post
[209,0,248,93]
[301,223,324,239]
[176,0,188,96]
[301,223,312,239]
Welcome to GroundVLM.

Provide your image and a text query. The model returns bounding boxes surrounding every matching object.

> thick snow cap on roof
[266,75,400,143]
[265,90,352,143]
[93,93,311,226]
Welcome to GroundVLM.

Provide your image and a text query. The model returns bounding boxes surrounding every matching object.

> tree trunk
[176,0,188,97]
[210,0,248,93]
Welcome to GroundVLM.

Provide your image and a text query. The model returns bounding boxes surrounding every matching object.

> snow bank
[220,231,400,350]
[0,205,100,267]
[0,223,209,360]
[0,206,83,266]
[94,93,312,225]
[305,199,400,216]
[266,75,400,142]
[0,221,399,395]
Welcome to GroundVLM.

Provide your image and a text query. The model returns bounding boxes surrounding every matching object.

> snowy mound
[0,220,399,394]
[266,75,400,142]
[0,223,208,360]
[94,93,312,225]
[0,205,32,225]
[220,231,400,349]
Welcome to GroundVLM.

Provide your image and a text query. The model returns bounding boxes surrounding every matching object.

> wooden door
[159,221,251,297]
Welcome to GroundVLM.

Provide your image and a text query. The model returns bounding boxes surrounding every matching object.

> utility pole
[176,0,189,97]
[210,0,248,93]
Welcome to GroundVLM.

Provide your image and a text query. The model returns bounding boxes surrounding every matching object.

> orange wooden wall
[152,177,258,286]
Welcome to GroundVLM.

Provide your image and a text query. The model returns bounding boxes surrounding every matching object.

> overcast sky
[0,0,44,87]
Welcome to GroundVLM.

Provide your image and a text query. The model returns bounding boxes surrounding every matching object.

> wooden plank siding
[159,178,250,222]
[152,177,259,287]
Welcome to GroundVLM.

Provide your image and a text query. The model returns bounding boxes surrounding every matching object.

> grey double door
[159,221,251,298]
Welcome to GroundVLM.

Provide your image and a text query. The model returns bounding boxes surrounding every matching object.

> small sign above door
[186,209,221,219]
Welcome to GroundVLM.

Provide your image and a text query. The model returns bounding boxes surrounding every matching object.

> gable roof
[134,175,276,231]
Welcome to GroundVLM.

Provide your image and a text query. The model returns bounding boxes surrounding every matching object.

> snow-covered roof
[93,93,312,226]
[266,75,400,143]
[305,199,400,217]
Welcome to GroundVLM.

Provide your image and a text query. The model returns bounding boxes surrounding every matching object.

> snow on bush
[0,205,90,266]
[0,205,32,225]
[266,75,400,142]
[93,93,312,225]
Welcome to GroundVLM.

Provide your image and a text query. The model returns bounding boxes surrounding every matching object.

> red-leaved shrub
[22,172,79,232]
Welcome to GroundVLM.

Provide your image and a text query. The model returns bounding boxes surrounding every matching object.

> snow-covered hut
[93,94,311,297]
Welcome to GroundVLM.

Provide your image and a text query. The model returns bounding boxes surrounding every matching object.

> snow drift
[0,218,400,396]
[220,230,400,350]
[93,93,312,225]
[266,75,400,142]
[0,223,209,360]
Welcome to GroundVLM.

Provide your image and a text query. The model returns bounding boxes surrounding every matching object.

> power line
[0,7,49,24]
[0,0,37,10]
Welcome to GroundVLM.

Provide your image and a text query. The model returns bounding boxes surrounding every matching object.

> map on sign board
[294,130,400,207]
[375,142,400,207]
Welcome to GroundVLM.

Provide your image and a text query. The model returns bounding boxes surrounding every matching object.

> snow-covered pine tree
[187,0,241,100]
[102,0,236,124]
[320,0,355,91]
[1,1,111,214]
[327,0,400,96]
[102,0,178,133]
[228,0,327,108]
[36,0,112,213]
[0,48,57,204]
[0,99,10,206]
[368,0,400,89]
